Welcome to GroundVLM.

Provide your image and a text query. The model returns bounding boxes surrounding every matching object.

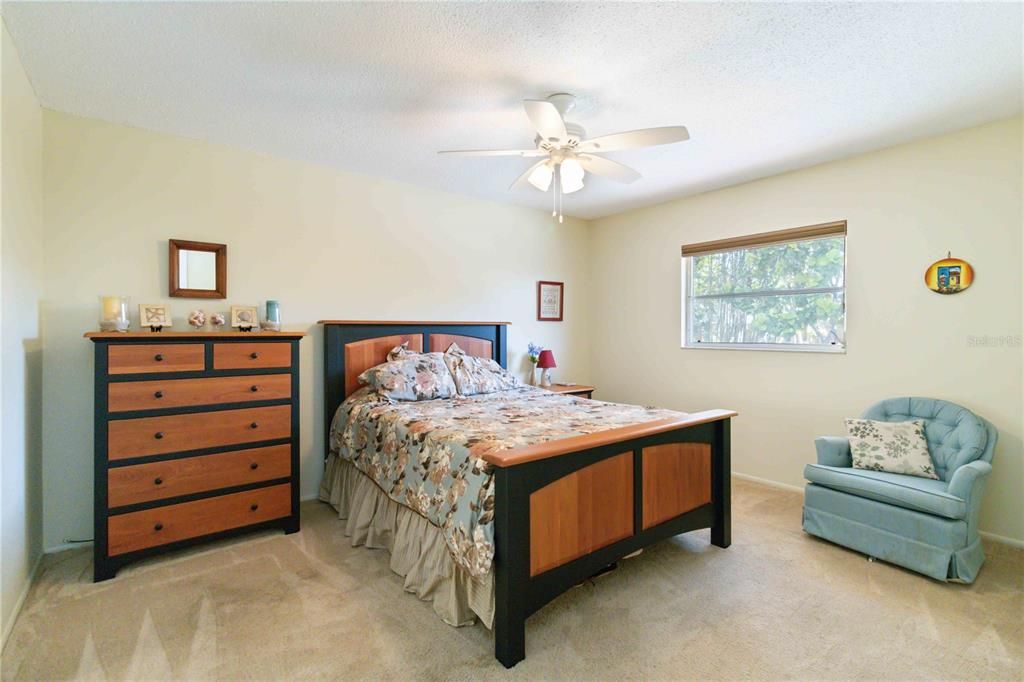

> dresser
[86,331,304,581]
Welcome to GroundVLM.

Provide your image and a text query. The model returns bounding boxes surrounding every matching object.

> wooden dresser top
[85,331,306,340]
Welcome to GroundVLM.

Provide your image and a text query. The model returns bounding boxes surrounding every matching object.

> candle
[101,296,121,320]
[264,300,281,331]
[99,295,129,332]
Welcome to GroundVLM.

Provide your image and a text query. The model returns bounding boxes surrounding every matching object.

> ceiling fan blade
[509,159,550,191]
[438,149,547,157]
[523,100,568,142]
[576,154,641,183]
[578,126,690,153]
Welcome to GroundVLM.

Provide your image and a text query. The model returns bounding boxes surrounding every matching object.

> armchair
[802,397,997,583]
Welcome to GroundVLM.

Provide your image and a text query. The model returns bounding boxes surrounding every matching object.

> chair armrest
[947,460,993,503]
[815,436,852,467]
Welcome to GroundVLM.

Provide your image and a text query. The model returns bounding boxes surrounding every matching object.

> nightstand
[544,383,595,399]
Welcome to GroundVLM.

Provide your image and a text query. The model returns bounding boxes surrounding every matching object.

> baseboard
[980,531,1024,549]
[44,540,93,554]
[1,551,42,655]
[733,471,1024,548]
[731,470,804,494]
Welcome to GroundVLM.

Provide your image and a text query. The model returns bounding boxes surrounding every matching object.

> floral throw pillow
[443,342,521,396]
[845,418,938,479]
[358,352,456,401]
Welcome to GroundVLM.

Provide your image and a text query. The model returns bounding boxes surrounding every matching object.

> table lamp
[537,349,556,387]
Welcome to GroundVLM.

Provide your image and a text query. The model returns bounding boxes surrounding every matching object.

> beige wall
[588,117,1023,543]
[40,111,592,550]
[27,100,1024,553]
[1,21,45,643]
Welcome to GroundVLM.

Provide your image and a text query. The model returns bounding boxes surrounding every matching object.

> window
[682,221,846,352]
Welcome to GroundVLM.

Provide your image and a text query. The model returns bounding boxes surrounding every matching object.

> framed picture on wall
[924,254,974,294]
[537,281,564,322]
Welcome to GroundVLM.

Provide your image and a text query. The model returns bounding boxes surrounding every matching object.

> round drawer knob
[154,523,164,531]
[250,385,259,392]
[154,391,164,399]
[250,462,259,470]
[250,503,259,512]
[154,354,163,362]
[154,477,163,485]
[250,422,258,429]
[250,352,259,359]
[154,432,164,440]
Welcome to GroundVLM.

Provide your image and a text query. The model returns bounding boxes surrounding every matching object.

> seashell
[188,310,206,328]
[210,312,226,328]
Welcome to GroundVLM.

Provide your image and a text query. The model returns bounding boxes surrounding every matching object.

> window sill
[681,343,846,354]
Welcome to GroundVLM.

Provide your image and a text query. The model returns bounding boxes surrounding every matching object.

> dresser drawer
[108,344,205,375]
[213,343,291,370]
[108,374,291,412]
[108,405,291,460]
[108,444,291,507]
[107,483,291,555]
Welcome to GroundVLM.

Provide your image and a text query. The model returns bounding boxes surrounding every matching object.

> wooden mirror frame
[168,239,227,299]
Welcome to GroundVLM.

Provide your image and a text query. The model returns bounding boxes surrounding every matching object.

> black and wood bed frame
[321,320,735,668]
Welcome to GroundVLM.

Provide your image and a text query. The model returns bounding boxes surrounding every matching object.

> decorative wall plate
[924,254,973,295]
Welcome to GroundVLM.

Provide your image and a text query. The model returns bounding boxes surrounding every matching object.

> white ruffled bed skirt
[318,453,494,628]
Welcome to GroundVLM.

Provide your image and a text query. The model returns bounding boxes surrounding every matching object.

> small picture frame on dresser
[230,305,259,331]
[138,304,170,332]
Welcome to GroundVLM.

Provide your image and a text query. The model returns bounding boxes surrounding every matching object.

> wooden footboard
[484,409,735,668]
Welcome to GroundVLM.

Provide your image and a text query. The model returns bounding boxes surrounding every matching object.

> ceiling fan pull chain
[556,165,562,223]
[559,182,564,223]
[551,169,557,217]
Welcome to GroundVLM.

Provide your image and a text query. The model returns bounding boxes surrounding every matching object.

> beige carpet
[3,479,1021,681]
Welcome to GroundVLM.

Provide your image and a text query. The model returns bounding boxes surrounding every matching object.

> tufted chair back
[861,397,996,482]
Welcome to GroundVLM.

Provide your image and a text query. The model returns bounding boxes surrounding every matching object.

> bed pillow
[443,342,521,396]
[358,352,456,401]
[845,418,938,479]
[386,341,418,362]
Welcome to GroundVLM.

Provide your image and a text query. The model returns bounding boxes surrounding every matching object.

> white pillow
[845,418,938,479]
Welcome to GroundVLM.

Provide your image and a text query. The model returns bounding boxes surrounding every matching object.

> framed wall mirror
[169,239,227,298]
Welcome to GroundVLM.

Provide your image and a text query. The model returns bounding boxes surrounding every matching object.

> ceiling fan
[438,93,689,222]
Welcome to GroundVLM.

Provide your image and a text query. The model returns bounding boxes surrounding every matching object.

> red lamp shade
[536,349,557,369]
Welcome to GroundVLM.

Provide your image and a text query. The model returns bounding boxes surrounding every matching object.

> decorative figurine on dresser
[85,329,304,581]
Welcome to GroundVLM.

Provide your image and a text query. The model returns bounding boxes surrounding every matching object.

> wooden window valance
[681,220,847,257]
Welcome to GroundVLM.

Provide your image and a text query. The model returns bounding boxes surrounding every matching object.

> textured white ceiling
[3,2,1021,219]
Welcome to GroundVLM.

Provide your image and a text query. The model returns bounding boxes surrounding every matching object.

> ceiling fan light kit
[560,158,585,193]
[528,163,553,191]
[439,93,690,223]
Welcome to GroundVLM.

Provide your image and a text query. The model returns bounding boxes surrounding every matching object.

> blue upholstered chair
[802,397,997,583]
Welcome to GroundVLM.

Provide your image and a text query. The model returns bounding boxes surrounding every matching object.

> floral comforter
[329,386,683,578]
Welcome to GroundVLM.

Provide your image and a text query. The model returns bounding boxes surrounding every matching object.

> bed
[319,320,736,667]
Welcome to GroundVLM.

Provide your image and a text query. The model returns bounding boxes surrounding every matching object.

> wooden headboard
[318,320,509,458]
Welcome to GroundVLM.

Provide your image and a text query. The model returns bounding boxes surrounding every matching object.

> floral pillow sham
[845,418,938,479]
[358,352,457,401]
[443,342,521,396]
[386,341,418,362]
